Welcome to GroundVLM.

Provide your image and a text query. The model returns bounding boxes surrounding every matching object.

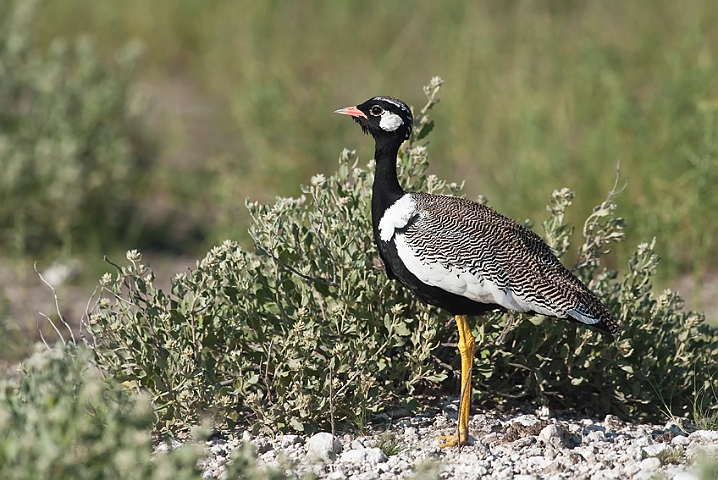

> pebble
[191,409,718,479]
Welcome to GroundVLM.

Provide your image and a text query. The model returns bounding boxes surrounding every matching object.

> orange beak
[334,106,367,118]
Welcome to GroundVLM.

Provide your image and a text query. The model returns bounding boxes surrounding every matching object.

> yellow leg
[437,314,475,448]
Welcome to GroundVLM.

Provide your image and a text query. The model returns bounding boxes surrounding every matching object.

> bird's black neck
[371,140,406,239]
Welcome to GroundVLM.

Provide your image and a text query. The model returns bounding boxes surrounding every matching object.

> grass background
[2,0,718,354]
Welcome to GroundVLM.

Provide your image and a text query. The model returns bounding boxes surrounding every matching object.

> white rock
[340,449,366,463]
[281,434,302,448]
[363,438,378,448]
[457,452,480,464]
[639,457,661,471]
[526,455,552,469]
[642,442,667,457]
[672,435,691,446]
[689,430,718,443]
[355,471,379,480]
[512,414,542,426]
[365,448,389,463]
[514,436,536,448]
[326,470,346,480]
[253,437,272,454]
[546,474,567,480]
[623,462,641,476]
[339,447,387,464]
[539,424,568,449]
[473,466,489,476]
[514,475,538,480]
[307,432,342,461]
[586,430,607,443]
[635,435,651,447]
[495,466,515,479]
[625,444,642,460]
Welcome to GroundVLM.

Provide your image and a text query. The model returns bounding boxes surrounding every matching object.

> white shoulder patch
[379,111,404,132]
[378,195,416,242]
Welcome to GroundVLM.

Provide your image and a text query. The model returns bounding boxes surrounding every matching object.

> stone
[253,437,272,454]
[404,426,418,438]
[281,434,302,448]
[356,471,379,480]
[672,435,691,446]
[339,447,387,464]
[340,449,367,463]
[639,457,661,471]
[546,475,568,480]
[585,430,606,443]
[689,430,718,443]
[307,432,342,461]
[512,414,542,426]
[642,442,667,457]
[526,455,552,469]
[365,448,389,463]
[623,462,641,476]
[326,470,346,480]
[539,424,574,449]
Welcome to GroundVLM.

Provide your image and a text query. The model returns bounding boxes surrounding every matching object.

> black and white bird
[335,96,620,447]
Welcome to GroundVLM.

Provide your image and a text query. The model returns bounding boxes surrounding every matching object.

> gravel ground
[195,401,718,480]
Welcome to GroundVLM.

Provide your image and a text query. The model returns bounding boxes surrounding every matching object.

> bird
[335,96,620,448]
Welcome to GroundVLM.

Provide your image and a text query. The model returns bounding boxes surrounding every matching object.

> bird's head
[335,96,413,144]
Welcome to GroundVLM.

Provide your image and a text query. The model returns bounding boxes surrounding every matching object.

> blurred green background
[1,0,718,357]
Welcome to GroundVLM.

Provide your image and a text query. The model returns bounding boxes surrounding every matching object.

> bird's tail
[568,294,621,337]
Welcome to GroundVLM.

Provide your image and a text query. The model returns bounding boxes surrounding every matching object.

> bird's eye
[369,106,384,116]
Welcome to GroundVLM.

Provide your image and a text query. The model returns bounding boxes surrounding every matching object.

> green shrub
[0,0,152,256]
[91,149,452,435]
[91,79,718,435]
[0,344,205,480]
[476,186,718,420]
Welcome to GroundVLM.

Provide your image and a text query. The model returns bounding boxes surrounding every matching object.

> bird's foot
[435,433,470,449]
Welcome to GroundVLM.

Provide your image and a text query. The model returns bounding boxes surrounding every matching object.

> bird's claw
[435,434,469,449]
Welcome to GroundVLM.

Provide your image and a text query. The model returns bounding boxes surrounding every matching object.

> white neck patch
[379,111,404,132]
[379,194,416,241]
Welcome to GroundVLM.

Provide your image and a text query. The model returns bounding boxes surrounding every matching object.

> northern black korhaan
[335,96,620,447]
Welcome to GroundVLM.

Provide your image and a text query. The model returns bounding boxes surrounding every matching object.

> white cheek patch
[379,112,403,132]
